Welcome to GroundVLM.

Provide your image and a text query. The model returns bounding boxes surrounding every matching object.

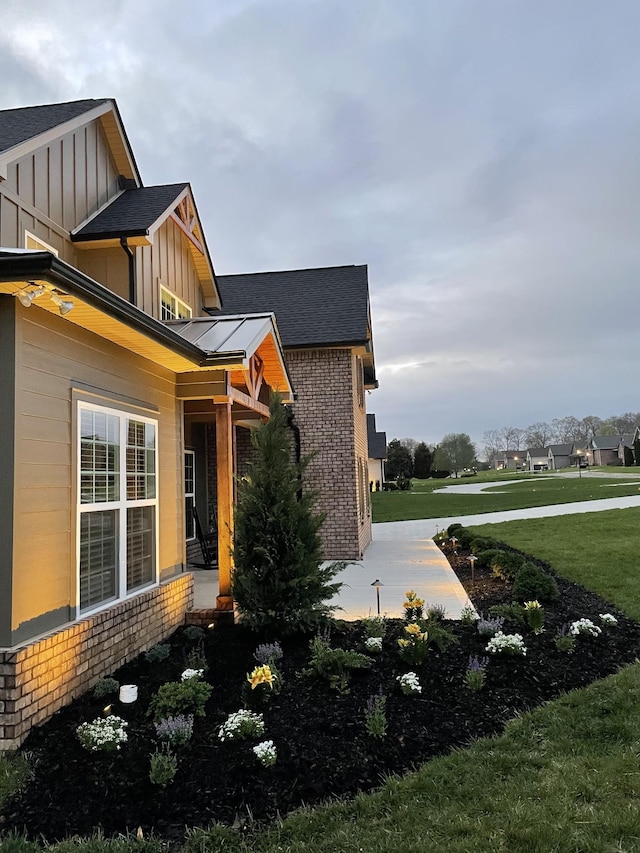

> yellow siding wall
[12,304,184,634]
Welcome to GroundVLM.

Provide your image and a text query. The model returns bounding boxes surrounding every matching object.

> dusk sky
[2,0,639,451]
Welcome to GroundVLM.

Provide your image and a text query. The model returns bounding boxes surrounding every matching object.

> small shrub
[76,716,128,752]
[92,677,119,700]
[148,679,213,722]
[145,643,171,664]
[154,714,194,748]
[304,633,372,693]
[218,709,265,742]
[512,563,559,602]
[183,625,206,644]
[254,642,284,665]
[363,691,387,738]
[486,632,527,656]
[185,647,208,672]
[425,603,447,621]
[555,625,576,653]
[253,740,277,767]
[464,655,489,690]
[424,619,458,652]
[476,548,504,569]
[362,615,387,639]
[447,523,463,536]
[456,529,474,549]
[524,600,545,634]
[491,551,525,582]
[477,615,504,637]
[396,672,422,695]
[460,604,478,626]
[488,603,525,626]
[149,746,178,787]
[469,537,496,553]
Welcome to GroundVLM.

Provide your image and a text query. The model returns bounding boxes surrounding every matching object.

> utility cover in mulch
[4,542,640,844]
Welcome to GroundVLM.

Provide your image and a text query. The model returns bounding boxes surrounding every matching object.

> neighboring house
[0,98,298,748]
[494,450,525,470]
[366,413,386,490]
[215,265,377,560]
[547,444,573,469]
[588,434,634,466]
[525,448,548,472]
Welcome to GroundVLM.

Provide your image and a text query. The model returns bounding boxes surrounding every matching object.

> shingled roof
[0,98,110,155]
[72,184,189,241]
[215,265,372,349]
[367,414,387,459]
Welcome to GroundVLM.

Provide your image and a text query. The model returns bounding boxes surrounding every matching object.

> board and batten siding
[11,303,185,644]
[1,119,121,238]
[136,217,206,318]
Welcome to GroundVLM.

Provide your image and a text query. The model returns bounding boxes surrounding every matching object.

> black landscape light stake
[450,536,458,555]
[371,579,383,615]
[468,554,477,587]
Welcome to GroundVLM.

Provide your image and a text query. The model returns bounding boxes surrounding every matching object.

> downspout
[120,236,136,306]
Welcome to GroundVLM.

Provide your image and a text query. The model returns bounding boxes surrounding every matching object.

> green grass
[0,751,32,810]
[470,507,640,621]
[372,474,640,522]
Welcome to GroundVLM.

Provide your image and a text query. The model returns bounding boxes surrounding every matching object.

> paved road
[373,494,640,541]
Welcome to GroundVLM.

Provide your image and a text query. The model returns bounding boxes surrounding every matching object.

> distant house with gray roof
[366,414,387,489]
[547,444,573,469]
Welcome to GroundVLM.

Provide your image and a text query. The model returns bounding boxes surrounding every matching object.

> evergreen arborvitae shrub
[470,537,496,553]
[456,529,474,549]
[476,548,503,568]
[447,523,464,536]
[231,393,343,636]
[512,562,559,602]
[490,551,525,582]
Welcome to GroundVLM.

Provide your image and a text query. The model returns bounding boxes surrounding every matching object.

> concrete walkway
[191,493,640,621]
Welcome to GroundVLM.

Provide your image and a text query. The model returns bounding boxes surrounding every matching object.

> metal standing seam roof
[72,184,189,240]
[165,314,281,359]
[0,98,110,155]
[215,264,372,348]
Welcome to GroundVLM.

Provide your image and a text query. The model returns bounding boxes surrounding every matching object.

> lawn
[372,473,640,522]
[3,533,640,852]
[470,506,640,620]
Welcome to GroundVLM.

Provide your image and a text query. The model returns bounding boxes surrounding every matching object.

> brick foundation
[0,573,193,750]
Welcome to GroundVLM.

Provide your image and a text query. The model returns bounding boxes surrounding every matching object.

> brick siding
[0,574,193,750]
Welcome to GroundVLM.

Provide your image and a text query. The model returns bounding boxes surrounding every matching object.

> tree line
[482,412,640,464]
[386,433,476,480]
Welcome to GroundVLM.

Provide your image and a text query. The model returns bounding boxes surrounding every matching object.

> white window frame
[185,450,196,541]
[160,284,192,320]
[25,230,58,256]
[76,400,159,615]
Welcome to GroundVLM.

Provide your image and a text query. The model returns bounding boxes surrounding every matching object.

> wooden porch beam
[229,386,270,418]
[215,400,234,612]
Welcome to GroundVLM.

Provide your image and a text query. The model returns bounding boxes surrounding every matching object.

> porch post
[215,400,235,611]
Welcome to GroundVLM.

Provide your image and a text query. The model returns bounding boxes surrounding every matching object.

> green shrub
[183,626,206,643]
[92,677,120,699]
[491,551,525,582]
[488,603,525,626]
[149,746,178,787]
[424,620,458,652]
[447,523,464,536]
[470,537,496,553]
[512,563,559,602]
[456,529,474,549]
[148,679,213,722]
[145,644,171,664]
[304,633,372,693]
[475,548,503,568]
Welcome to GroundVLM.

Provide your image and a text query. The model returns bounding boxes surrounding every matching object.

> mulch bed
[4,541,640,844]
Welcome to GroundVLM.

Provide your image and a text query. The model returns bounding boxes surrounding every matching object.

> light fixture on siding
[50,291,74,315]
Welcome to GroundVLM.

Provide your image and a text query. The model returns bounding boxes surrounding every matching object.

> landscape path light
[468,554,477,587]
[371,579,383,616]
[450,536,458,554]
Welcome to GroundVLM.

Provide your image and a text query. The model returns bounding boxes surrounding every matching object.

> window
[25,231,58,256]
[185,450,195,541]
[355,356,364,409]
[160,285,192,320]
[78,402,157,612]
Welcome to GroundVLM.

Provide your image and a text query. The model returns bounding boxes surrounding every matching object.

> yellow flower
[248,665,275,690]
[524,600,542,611]
[405,622,422,636]
[397,639,410,648]
[405,590,417,601]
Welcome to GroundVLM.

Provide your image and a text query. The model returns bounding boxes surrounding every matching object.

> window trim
[76,400,159,615]
[160,283,192,320]
[185,449,196,542]
[25,230,58,256]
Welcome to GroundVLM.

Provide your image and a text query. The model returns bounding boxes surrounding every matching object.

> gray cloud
[2,0,640,448]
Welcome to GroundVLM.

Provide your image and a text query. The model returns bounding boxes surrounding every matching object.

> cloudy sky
[2,0,639,451]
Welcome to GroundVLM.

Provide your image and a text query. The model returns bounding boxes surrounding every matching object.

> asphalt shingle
[0,99,110,155]
[73,184,188,239]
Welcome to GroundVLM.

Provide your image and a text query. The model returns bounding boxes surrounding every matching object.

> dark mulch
[4,542,640,844]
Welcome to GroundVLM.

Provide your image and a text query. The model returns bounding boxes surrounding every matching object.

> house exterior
[547,444,573,469]
[494,450,525,471]
[0,99,297,748]
[525,448,548,472]
[215,265,377,559]
[588,434,634,466]
[366,413,386,490]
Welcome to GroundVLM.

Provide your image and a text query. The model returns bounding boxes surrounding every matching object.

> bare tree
[524,422,552,448]
[482,429,503,465]
[399,438,419,456]
[500,426,525,450]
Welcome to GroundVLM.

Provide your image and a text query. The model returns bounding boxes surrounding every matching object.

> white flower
[253,739,277,766]
[365,637,383,652]
[397,672,422,695]
[181,668,204,681]
[218,709,265,742]
[599,613,618,626]
[485,632,527,656]
[569,618,602,637]
[76,715,128,752]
